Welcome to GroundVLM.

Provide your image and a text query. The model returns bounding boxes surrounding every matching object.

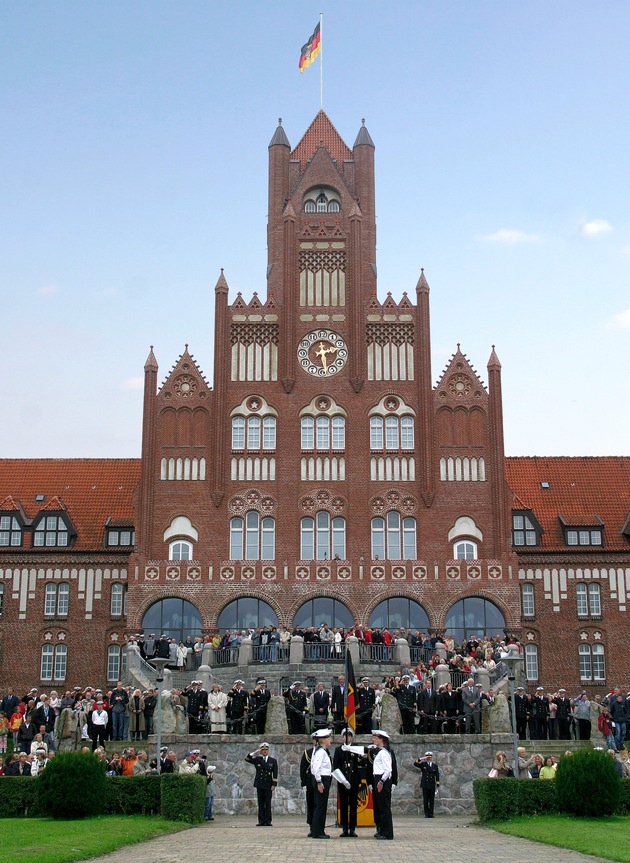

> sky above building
[2,1,629,458]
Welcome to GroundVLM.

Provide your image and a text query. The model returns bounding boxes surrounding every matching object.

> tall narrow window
[522,583,535,617]
[588,583,601,616]
[107,645,122,682]
[230,513,275,560]
[371,514,416,560]
[232,416,245,449]
[370,416,384,449]
[579,644,592,680]
[54,645,67,681]
[331,416,345,449]
[41,645,54,681]
[111,583,124,616]
[301,416,314,449]
[525,644,538,680]
[316,416,330,449]
[247,416,261,449]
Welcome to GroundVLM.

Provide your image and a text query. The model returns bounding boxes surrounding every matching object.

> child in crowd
[0,711,9,752]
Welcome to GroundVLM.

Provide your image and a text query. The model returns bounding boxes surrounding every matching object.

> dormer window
[511,511,541,547]
[0,514,22,547]
[303,187,341,214]
[559,515,604,547]
[106,528,135,547]
[33,514,71,548]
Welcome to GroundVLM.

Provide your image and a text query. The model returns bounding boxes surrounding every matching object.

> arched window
[169,540,193,561]
[579,643,606,681]
[232,415,276,450]
[110,583,127,617]
[230,513,275,560]
[304,199,316,213]
[454,540,477,560]
[301,415,345,450]
[369,598,429,631]
[521,583,535,618]
[301,513,346,560]
[316,194,327,213]
[41,644,67,682]
[44,582,69,617]
[294,597,353,630]
[371,513,416,560]
[525,644,538,680]
[445,597,506,643]
[370,415,414,450]
[328,200,340,213]
[217,597,278,631]
[141,597,202,643]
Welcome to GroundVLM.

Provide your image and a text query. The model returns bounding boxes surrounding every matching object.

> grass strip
[488,813,630,862]
[0,815,189,863]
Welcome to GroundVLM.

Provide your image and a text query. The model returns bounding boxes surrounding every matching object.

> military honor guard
[413,750,440,818]
[283,681,308,734]
[183,680,208,733]
[310,728,333,839]
[370,730,394,840]
[249,679,271,735]
[300,732,318,836]
[393,674,417,734]
[227,679,249,734]
[357,678,376,734]
[332,727,362,837]
[245,742,278,826]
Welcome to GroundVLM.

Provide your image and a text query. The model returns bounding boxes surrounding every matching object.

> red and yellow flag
[299,22,321,73]
[344,649,357,731]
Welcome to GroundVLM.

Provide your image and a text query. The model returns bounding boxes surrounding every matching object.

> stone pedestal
[238,637,253,667]
[289,635,304,665]
[379,692,401,737]
[265,695,288,735]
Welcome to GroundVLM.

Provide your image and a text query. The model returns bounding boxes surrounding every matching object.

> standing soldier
[554,688,573,740]
[532,686,549,740]
[514,686,529,740]
[310,728,333,839]
[283,681,308,734]
[245,742,278,827]
[250,679,271,735]
[413,750,440,818]
[357,678,376,734]
[332,727,362,837]
[183,681,208,734]
[393,674,417,734]
[227,680,249,734]
[300,731,318,836]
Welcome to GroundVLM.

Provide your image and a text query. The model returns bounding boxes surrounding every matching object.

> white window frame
[454,540,478,560]
[522,583,535,617]
[169,540,193,561]
[111,583,124,616]
[230,513,275,561]
[525,644,538,680]
[371,513,416,560]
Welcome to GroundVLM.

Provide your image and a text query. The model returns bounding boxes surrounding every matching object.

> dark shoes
[376,834,393,840]
[311,834,330,839]
[348,831,358,837]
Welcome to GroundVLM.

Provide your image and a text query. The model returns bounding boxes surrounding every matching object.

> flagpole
[319,12,323,110]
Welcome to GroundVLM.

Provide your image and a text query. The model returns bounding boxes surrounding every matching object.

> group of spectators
[490,744,630,780]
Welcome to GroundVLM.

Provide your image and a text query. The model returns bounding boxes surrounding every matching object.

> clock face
[298,329,348,377]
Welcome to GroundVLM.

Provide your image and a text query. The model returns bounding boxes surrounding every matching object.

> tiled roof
[0,459,140,552]
[505,456,630,552]
[290,110,352,170]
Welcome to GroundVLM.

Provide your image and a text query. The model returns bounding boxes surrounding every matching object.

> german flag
[299,22,321,73]
[344,649,357,731]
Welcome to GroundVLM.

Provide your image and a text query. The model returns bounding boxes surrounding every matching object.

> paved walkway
[97,815,610,863]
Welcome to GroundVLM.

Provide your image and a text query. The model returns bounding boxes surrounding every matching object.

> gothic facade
[1,112,629,693]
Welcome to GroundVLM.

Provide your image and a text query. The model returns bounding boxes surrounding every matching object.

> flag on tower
[299,22,321,73]
[344,649,357,731]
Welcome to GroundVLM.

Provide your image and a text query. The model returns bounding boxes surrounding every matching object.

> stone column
[239,637,253,668]
[434,662,450,690]
[289,635,304,665]
[394,637,411,668]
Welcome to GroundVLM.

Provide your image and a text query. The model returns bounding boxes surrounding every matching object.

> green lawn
[488,814,630,862]
[0,816,189,863]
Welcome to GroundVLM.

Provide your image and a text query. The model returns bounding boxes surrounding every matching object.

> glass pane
[57,584,69,616]
[54,646,67,680]
[232,417,245,449]
[301,518,314,560]
[369,600,388,630]
[385,416,399,449]
[263,417,276,449]
[230,518,244,560]
[400,416,414,449]
[247,416,261,449]
[371,518,385,560]
[576,584,588,615]
[370,417,383,449]
[316,416,329,449]
[301,417,314,449]
[332,416,345,449]
[589,584,601,615]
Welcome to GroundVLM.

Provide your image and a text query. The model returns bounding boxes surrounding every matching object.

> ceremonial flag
[344,649,357,731]
[299,22,321,73]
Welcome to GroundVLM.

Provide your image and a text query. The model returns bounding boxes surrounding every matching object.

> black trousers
[304,781,315,829]
[256,787,272,825]
[422,787,436,817]
[338,783,359,832]
[373,774,393,838]
[311,775,331,837]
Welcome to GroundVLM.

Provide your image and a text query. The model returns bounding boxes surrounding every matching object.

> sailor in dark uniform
[413,750,440,818]
[300,732,318,836]
[245,742,278,826]
[357,677,376,734]
[554,688,572,740]
[249,679,271,735]
[393,674,417,734]
[283,681,307,734]
[332,727,362,837]
[514,686,529,740]
[183,680,208,733]
[227,679,249,734]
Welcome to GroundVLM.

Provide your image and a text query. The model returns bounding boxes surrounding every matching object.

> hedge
[159,773,205,823]
[0,774,197,820]
[474,777,630,822]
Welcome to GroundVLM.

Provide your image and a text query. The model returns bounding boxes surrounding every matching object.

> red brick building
[1,112,629,693]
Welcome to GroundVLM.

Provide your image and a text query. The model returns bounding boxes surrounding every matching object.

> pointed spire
[269,117,290,149]
[215,268,229,294]
[354,118,375,148]
[487,344,502,371]
[144,345,158,372]
[416,268,430,294]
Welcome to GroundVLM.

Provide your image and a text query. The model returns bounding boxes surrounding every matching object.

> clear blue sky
[1,1,629,457]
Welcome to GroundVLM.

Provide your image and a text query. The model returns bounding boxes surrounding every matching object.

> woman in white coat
[208,684,229,733]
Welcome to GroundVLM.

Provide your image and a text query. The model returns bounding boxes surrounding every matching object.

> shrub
[556,749,620,817]
[160,773,205,823]
[37,751,107,819]
[0,777,44,818]
[104,776,161,815]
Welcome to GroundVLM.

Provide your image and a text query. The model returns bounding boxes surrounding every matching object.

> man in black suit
[311,681,331,730]
[245,742,278,826]
[413,751,440,818]
[331,675,346,733]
